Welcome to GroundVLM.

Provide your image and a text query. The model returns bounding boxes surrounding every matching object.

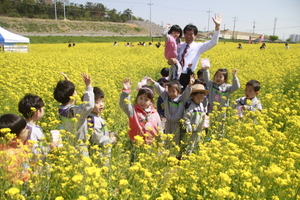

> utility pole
[148,0,153,36]
[232,16,238,41]
[206,9,212,37]
[63,0,66,20]
[273,17,277,35]
[253,20,256,35]
[131,6,133,21]
[54,0,57,20]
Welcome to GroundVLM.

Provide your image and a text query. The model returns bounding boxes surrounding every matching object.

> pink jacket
[128,105,160,144]
[164,34,177,59]
[119,91,161,144]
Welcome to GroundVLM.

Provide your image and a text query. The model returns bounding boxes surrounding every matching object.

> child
[203,68,240,113]
[119,78,161,145]
[53,72,94,156]
[87,87,116,152]
[164,24,183,81]
[235,80,262,117]
[156,79,169,131]
[0,114,31,183]
[18,94,57,156]
[157,67,169,83]
[183,83,209,153]
[148,75,195,145]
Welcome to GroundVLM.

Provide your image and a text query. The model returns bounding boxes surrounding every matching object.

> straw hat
[191,84,209,96]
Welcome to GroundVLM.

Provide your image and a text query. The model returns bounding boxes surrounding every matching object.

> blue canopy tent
[0,27,30,52]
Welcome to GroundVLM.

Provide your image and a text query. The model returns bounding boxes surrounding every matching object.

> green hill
[0,17,163,36]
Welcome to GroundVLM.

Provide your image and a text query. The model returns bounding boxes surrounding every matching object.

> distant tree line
[0,0,144,22]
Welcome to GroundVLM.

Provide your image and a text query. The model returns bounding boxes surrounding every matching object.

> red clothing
[128,105,160,144]
[0,140,31,183]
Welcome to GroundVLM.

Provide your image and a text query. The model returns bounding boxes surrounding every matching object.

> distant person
[113,41,118,46]
[285,43,289,49]
[164,24,183,81]
[168,14,222,90]
[237,43,242,49]
[149,42,153,46]
[73,42,76,47]
[260,43,266,49]
[155,42,161,48]
[68,41,72,47]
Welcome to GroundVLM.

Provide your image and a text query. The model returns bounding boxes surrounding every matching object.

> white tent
[0,27,30,52]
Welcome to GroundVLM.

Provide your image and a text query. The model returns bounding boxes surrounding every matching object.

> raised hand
[81,73,92,87]
[60,72,69,81]
[212,13,222,25]
[122,78,132,90]
[147,77,155,83]
[189,74,195,86]
[232,68,238,76]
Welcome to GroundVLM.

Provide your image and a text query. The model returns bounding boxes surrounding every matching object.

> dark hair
[93,87,104,100]
[194,79,206,86]
[160,67,170,77]
[197,69,204,79]
[134,85,155,104]
[246,80,261,92]
[183,24,198,36]
[214,68,228,83]
[166,80,181,93]
[0,114,27,137]
[168,25,183,38]
[53,80,75,104]
[158,79,169,87]
[18,94,45,119]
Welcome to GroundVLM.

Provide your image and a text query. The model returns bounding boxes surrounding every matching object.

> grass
[27,36,165,44]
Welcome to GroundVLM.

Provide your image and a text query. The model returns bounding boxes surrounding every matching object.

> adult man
[169,14,222,89]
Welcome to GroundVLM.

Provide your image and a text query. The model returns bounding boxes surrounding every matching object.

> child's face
[245,85,258,99]
[37,107,45,120]
[191,92,206,104]
[171,31,181,39]
[137,94,152,109]
[214,71,226,85]
[167,86,179,99]
[92,98,105,115]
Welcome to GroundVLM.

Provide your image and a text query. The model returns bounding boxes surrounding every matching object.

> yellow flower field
[0,42,299,199]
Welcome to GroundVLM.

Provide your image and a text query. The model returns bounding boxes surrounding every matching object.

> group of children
[117,64,262,160]
[0,72,117,182]
[0,22,263,182]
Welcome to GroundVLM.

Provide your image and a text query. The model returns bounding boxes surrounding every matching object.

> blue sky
[69,0,300,40]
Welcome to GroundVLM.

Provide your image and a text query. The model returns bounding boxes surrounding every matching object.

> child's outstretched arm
[119,78,134,118]
[148,77,168,100]
[229,68,241,94]
[181,75,194,103]
[202,67,213,87]
[81,73,92,87]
